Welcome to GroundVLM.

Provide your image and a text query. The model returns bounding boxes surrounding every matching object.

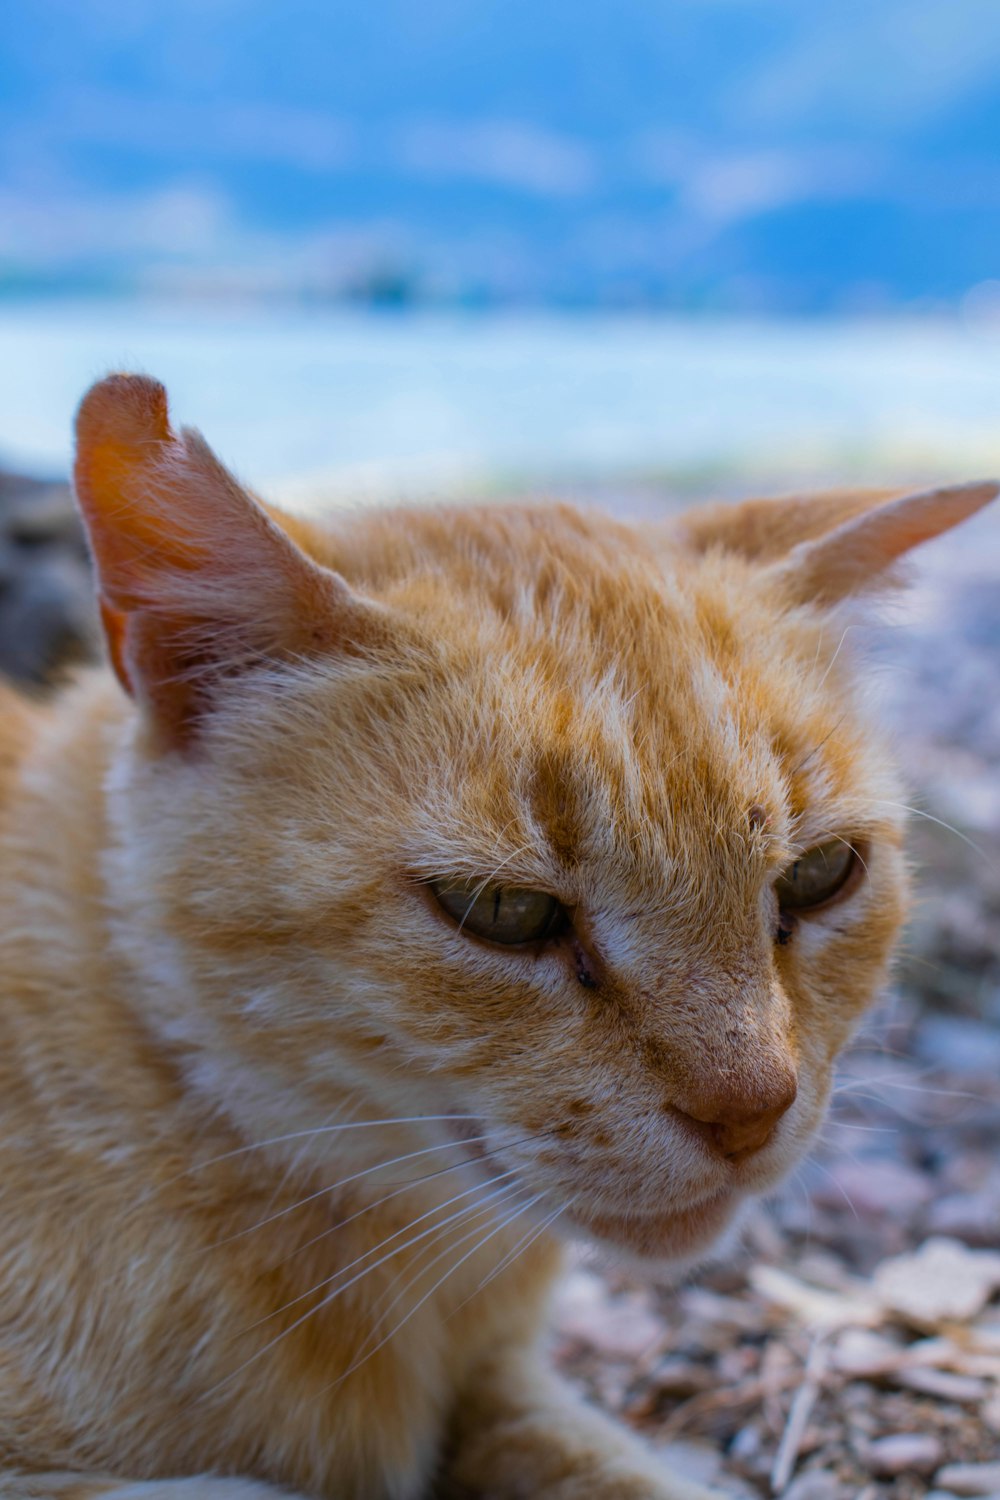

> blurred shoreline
[4,298,1000,503]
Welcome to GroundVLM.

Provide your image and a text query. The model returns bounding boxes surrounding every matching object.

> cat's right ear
[73,373,392,747]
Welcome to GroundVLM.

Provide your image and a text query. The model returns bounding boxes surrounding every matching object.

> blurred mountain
[3,0,1000,310]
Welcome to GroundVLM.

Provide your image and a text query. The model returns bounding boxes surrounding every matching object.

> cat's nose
[673,1075,798,1161]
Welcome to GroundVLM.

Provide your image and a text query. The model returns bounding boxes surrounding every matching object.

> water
[3,300,1000,510]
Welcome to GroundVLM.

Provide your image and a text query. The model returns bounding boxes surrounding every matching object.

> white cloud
[632,133,883,224]
[393,120,598,197]
[0,182,241,263]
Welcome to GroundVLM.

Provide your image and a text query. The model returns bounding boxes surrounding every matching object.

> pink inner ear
[74,375,213,610]
[779,479,999,605]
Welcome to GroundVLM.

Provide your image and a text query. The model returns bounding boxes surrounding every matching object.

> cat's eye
[775,839,858,912]
[430,878,566,946]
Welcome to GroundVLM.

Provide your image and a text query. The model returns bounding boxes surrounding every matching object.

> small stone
[655,1439,722,1486]
[983,1394,1000,1433]
[935,1463,1000,1496]
[873,1238,1000,1326]
[553,1274,663,1360]
[894,1366,989,1402]
[812,1158,932,1219]
[779,1473,843,1500]
[650,1357,711,1397]
[751,1264,880,1329]
[832,1328,904,1377]
[728,1425,762,1462]
[866,1433,943,1477]
[926,1192,1000,1247]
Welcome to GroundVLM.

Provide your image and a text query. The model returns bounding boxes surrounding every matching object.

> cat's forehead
[361,505,876,875]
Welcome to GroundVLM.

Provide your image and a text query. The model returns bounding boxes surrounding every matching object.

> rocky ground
[3,466,998,1498]
[0,466,96,685]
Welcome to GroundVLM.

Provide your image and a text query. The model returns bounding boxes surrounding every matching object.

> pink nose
[674,1078,798,1161]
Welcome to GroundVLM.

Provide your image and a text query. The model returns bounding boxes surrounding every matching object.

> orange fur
[0,375,993,1500]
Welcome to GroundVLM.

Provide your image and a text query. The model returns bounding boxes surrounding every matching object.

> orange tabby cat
[0,373,994,1500]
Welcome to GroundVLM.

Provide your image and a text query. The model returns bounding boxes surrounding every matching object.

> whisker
[206,1134,499,1251]
[275,1133,538,1267]
[860,798,992,864]
[334,1191,545,1392]
[834,1074,982,1103]
[250,1169,524,1329]
[815,626,856,692]
[805,1158,861,1223]
[822,1117,899,1137]
[187,1115,482,1176]
[272,1157,482,1269]
[357,1183,527,1337]
[207,1180,524,1396]
[452,1198,566,1316]
[789,713,848,779]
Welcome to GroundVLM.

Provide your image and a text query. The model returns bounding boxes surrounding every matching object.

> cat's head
[73,374,996,1265]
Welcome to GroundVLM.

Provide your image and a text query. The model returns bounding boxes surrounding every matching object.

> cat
[0,371,994,1500]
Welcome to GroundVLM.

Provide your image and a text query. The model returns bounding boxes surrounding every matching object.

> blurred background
[4,0,1000,496]
[3,7,1000,1495]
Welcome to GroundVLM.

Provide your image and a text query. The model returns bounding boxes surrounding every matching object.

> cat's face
[76,376,993,1266]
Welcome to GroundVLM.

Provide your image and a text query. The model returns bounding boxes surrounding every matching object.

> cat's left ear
[673,481,997,605]
[770,481,998,605]
[73,373,395,747]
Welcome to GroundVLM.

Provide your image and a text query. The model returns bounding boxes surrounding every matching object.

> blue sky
[3,0,1000,308]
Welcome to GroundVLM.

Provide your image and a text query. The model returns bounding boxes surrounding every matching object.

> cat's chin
[567,1186,743,1264]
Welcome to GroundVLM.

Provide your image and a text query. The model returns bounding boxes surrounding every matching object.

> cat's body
[0,374,994,1500]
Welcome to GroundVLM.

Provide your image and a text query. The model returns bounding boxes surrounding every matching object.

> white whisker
[207,1179,524,1396]
[188,1115,481,1176]
[861,798,992,864]
[358,1183,526,1336]
[207,1134,498,1250]
[251,1169,524,1329]
[334,1191,545,1391]
[453,1198,566,1315]
[275,1134,538,1268]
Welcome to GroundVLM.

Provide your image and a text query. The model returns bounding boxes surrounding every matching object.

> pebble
[650,1357,712,1397]
[656,1438,722,1486]
[813,1158,933,1219]
[553,1273,664,1359]
[779,1474,843,1500]
[866,1433,943,1476]
[832,1328,903,1377]
[0,471,96,684]
[873,1238,1000,1326]
[935,1463,1000,1495]
[728,1425,762,1462]
[925,1191,1000,1247]
[894,1366,989,1402]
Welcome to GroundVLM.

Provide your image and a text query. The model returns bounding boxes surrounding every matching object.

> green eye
[775,839,858,911]
[431,878,566,946]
